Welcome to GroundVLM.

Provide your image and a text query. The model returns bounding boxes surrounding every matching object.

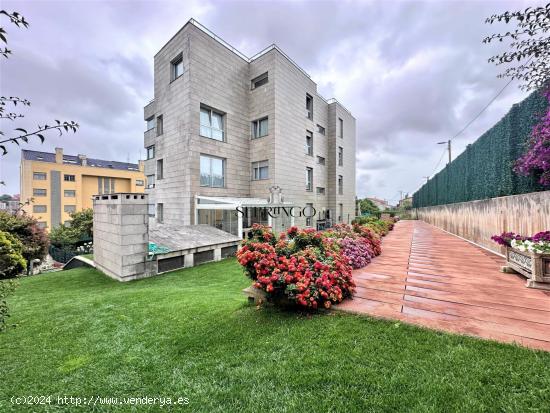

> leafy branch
[0,96,31,121]
[0,121,79,155]
[484,3,550,91]
[0,10,29,58]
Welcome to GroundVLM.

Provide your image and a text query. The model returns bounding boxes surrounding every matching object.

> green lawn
[1,259,550,412]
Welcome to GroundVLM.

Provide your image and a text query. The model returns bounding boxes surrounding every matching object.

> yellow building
[20,148,145,231]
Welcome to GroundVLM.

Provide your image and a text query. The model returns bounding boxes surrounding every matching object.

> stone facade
[144,20,356,232]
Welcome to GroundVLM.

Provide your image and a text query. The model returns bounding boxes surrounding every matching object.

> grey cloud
[0,0,539,202]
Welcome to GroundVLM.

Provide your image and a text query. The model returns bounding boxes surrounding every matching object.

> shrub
[0,279,18,332]
[237,224,355,309]
[0,231,26,279]
[0,211,48,271]
[50,208,93,247]
[340,236,372,269]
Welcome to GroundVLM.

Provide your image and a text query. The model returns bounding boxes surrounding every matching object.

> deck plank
[336,220,550,352]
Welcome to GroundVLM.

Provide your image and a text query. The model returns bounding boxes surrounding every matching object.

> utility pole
[437,139,452,164]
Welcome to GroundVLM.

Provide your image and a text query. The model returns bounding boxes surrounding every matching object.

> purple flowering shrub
[340,236,372,269]
[490,232,525,247]
[492,231,550,248]
[514,88,550,186]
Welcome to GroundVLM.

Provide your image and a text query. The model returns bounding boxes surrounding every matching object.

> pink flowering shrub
[515,89,550,186]
[340,236,372,269]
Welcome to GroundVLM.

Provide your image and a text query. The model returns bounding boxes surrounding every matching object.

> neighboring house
[0,200,19,213]
[397,196,413,209]
[20,148,145,231]
[143,19,356,237]
[367,197,390,211]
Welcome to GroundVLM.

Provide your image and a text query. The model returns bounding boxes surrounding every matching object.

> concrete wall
[415,190,550,255]
[93,193,150,281]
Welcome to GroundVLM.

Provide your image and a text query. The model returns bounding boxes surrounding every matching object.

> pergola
[195,195,296,237]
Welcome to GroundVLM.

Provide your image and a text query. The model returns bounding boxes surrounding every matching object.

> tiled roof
[22,150,140,171]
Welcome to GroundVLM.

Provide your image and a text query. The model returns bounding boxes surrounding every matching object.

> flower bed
[237,219,395,309]
[491,231,550,289]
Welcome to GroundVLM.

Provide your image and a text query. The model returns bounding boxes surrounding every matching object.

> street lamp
[437,140,452,164]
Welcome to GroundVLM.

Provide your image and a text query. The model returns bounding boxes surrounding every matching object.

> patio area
[337,220,550,351]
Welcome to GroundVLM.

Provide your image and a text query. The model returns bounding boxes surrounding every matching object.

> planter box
[504,247,550,290]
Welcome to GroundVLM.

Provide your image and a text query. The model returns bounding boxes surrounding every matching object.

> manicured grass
[80,253,93,260]
[1,259,550,412]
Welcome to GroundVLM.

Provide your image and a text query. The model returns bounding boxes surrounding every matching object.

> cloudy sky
[0,0,542,203]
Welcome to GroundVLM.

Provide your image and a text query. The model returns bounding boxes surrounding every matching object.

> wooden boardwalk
[337,220,550,351]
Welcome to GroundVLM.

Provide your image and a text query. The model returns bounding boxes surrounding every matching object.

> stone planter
[503,247,550,290]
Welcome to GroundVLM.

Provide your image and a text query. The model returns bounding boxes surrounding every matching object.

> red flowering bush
[237,224,355,309]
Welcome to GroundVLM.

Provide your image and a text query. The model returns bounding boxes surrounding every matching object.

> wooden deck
[337,220,550,351]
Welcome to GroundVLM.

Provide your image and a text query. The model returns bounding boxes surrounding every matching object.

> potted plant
[492,232,550,290]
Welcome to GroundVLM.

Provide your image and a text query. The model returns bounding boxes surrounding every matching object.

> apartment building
[143,19,356,236]
[20,148,145,230]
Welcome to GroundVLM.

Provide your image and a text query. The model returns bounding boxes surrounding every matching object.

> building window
[252,160,269,180]
[157,203,164,223]
[33,188,47,196]
[148,203,155,217]
[316,187,325,195]
[171,53,183,81]
[33,205,47,213]
[317,124,325,135]
[33,172,47,180]
[64,205,76,213]
[157,159,163,180]
[305,131,313,156]
[317,156,325,165]
[156,115,163,136]
[37,221,47,229]
[136,179,144,186]
[251,72,268,89]
[64,190,75,197]
[305,203,314,227]
[200,155,225,188]
[339,118,344,139]
[200,106,225,141]
[338,147,344,166]
[338,175,343,195]
[252,117,268,139]
[339,203,343,222]
[146,145,155,160]
[97,177,115,195]
[146,116,156,131]
[64,174,76,182]
[306,167,313,191]
[306,94,313,120]
[146,174,155,189]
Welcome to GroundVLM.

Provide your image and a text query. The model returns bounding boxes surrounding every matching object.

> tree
[0,10,78,155]
[0,211,48,271]
[0,230,26,279]
[49,209,93,247]
[483,3,550,91]
[358,198,380,216]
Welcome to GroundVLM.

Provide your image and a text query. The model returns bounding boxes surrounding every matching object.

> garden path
[337,220,550,351]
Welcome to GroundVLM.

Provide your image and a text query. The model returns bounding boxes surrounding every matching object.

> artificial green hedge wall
[413,91,548,208]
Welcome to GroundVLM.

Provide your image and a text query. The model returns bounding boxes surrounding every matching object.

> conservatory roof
[196,195,295,207]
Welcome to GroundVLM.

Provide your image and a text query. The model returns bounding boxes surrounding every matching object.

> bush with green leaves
[0,211,48,270]
[49,209,93,247]
[0,230,26,279]
[0,279,18,332]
